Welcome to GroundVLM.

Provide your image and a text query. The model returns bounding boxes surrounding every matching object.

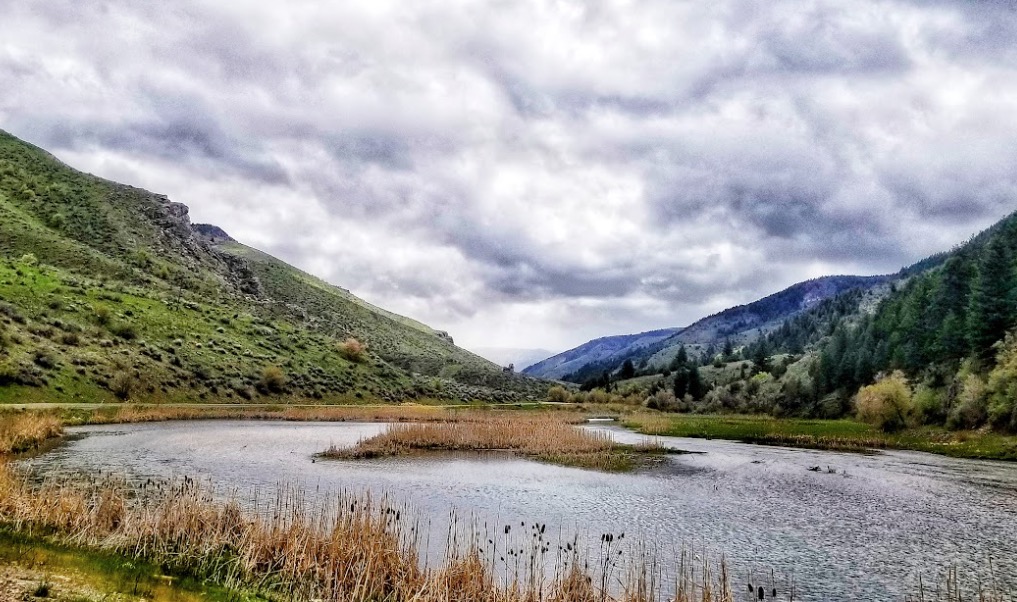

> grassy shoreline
[624,413,1017,461]
[4,402,1017,461]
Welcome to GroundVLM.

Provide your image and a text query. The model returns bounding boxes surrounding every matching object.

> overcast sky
[2,0,1016,354]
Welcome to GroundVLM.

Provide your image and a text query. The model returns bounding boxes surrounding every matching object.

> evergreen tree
[672,368,689,399]
[968,238,1013,360]
[751,342,769,375]
[619,359,636,380]
[688,365,707,400]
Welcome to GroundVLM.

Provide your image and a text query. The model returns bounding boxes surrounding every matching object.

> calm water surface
[20,420,1017,601]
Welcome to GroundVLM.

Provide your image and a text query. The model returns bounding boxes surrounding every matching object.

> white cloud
[1,0,1015,352]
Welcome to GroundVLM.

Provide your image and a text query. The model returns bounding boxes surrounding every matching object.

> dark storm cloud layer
[1,0,1016,349]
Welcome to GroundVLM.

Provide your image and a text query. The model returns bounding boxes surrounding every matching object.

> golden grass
[320,414,669,472]
[0,411,62,455]
[0,464,735,602]
[71,403,458,425]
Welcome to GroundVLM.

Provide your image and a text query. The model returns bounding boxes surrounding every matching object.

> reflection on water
[19,420,1017,601]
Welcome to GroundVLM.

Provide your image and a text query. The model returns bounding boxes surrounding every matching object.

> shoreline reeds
[0,463,737,602]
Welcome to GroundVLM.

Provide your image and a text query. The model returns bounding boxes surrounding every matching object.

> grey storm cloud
[1,0,1015,351]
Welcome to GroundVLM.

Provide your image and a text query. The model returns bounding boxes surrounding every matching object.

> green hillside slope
[0,129,546,404]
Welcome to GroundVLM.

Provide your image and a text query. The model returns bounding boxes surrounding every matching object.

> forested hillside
[613,211,1017,432]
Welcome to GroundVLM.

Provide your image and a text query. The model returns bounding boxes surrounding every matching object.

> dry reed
[320,414,668,471]
[0,464,735,602]
[0,411,62,454]
[78,404,456,425]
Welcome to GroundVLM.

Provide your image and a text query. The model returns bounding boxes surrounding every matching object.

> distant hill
[523,328,684,380]
[538,275,890,384]
[0,129,547,404]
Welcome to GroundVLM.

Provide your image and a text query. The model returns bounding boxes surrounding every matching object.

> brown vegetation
[339,337,367,363]
[73,404,464,426]
[0,412,62,455]
[320,414,669,471]
[0,464,732,602]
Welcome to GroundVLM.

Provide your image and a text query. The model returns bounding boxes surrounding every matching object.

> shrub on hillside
[59,332,81,346]
[31,349,57,370]
[546,385,572,403]
[109,321,137,340]
[109,372,139,401]
[92,305,112,326]
[645,389,677,411]
[855,371,913,432]
[0,361,18,386]
[258,365,287,394]
[338,338,367,363]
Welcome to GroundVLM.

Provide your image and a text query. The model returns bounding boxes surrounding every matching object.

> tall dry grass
[0,411,62,454]
[77,404,459,425]
[0,464,737,602]
[320,414,665,471]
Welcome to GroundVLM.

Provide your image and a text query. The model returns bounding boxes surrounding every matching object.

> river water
[18,420,1017,601]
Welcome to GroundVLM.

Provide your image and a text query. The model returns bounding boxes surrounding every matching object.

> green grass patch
[624,413,1017,460]
[0,529,264,602]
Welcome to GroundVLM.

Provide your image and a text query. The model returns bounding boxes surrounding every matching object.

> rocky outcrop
[192,223,236,244]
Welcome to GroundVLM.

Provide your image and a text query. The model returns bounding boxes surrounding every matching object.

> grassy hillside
[0,129,547,404]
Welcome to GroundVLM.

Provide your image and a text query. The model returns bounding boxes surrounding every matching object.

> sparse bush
[59,332,81,346]
[18,253,37,266]
[109,321,138,340]
[31,349,57,370]
[47,212,66,230]
[93,305,112,326]
[110,372,139,400]
[259,365,287,393]
[338,338,367,363]
[0,361,18,385]
[645,389,677,411]
[855,371,913,432]
[546,385,572,403]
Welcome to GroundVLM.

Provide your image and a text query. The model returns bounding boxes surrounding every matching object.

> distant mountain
[540,275,890,384]
[472,348,559,371]
[0,129,547,404]
[523,328,684,380]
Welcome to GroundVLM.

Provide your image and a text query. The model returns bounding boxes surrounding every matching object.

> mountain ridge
[0,129,547,404]
[526,275,890,383]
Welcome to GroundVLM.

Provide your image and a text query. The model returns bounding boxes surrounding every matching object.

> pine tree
[968,238,1013,361]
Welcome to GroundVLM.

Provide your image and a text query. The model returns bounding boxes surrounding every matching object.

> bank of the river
[624,413,1017,460]
[0,530,258,602]
[15,419,1017,602]
[5,401,1017,462]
